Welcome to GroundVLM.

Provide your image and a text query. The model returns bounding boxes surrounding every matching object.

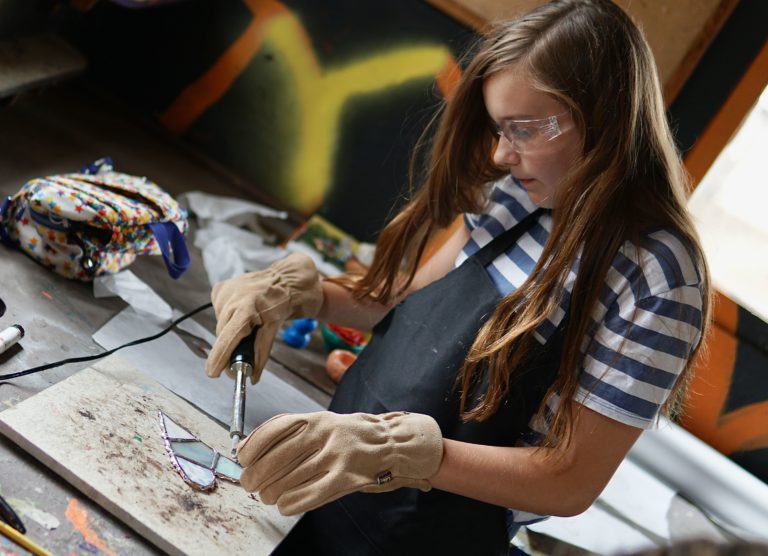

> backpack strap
[0,196,13,245]
[149,222,191,280]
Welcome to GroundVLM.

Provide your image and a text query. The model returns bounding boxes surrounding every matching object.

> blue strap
[0,196,12,244]
[80,157,114,175]
[148,222,191,279]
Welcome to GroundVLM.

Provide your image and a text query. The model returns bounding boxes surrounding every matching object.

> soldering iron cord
[0,302,213,381]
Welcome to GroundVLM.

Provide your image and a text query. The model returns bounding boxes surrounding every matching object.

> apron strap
[472,207,546,267]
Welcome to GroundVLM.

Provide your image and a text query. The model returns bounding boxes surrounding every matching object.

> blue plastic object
[281,318,318,349]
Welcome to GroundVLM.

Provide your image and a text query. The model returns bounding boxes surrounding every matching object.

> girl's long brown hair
[334,0,712,448]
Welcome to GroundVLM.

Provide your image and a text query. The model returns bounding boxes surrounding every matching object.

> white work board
[0,355,297,555]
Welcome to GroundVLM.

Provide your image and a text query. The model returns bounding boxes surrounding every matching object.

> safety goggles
[491,111,570,154]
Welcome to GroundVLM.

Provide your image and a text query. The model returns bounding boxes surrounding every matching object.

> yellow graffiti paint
[160,0,456,213]
[266,13,451,210]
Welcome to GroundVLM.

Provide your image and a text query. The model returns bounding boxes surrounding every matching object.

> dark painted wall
[51,0,473,242]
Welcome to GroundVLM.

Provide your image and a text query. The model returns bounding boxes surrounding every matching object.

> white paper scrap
[93,270,172,321]
[180,191,288,224]
[195,220,286,284]
[92,307,323,429]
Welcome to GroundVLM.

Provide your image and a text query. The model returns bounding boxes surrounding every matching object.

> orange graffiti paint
[159,0,288,135]
[64,498,116,556]
[682,297,768,457]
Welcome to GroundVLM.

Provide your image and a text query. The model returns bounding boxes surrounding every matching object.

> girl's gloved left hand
[236,411,444,516]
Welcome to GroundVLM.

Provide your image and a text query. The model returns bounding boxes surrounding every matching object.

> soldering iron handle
[230,330,257,366]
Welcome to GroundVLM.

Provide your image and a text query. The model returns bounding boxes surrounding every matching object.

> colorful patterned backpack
[0,159,190,281]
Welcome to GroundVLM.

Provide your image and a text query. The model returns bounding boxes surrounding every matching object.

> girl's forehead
[482,67,563,120]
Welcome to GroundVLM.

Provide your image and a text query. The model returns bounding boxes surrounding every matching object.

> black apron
[274,209,567,556]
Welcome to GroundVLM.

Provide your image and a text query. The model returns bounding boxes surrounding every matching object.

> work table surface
[0,81,334,555]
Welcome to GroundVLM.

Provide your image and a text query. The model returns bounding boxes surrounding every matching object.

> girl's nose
[492,135,521,167]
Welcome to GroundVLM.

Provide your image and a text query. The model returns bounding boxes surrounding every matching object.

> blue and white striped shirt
[458,176,704,432]
[459,176,704,526]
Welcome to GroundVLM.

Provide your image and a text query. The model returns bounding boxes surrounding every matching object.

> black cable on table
[0,302,213,381]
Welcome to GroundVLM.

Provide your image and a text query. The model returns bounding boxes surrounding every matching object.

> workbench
[0,80,334,555]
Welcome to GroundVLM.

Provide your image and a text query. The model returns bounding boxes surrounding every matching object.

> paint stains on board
[78,410,96,421]
[64,498,116,556]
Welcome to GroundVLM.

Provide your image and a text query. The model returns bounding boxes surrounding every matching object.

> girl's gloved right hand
[205,253,324,384]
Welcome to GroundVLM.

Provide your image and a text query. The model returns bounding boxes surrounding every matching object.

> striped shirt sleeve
[575,238,704,429]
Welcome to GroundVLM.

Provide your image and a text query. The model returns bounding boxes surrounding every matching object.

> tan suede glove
[205,253,323,383]
[237,411,444,516]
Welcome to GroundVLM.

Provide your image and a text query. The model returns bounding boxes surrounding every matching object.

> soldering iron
[229,330,257,458]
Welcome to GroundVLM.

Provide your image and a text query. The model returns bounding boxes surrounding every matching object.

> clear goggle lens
[492,111,570,153]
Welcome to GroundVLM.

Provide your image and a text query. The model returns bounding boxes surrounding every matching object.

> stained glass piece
[159,410,243,490]
[215,455,243,482]
[176,457,216,490]
[160,412,196,440]
[170,440,216,467]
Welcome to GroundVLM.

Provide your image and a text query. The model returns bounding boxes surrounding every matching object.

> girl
[205,0,711,553]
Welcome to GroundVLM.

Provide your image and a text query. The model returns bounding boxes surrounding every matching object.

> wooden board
[0,356,297,556]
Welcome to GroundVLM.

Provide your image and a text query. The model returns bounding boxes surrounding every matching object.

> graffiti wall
[682,294,768,483]
[54,0,472,241]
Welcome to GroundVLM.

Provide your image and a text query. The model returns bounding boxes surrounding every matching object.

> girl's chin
[525,190,554,209]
